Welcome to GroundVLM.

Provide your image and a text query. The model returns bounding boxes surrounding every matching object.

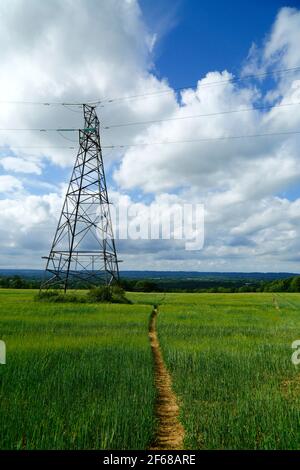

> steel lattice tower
[41,104,120,291]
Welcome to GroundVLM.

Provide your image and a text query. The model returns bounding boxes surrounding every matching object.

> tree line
[1,274,300,293]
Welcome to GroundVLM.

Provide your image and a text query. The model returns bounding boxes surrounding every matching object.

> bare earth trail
[148,308,185,450]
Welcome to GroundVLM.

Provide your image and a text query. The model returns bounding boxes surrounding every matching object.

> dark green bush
[37,286,131,304]
[87,286,113,302]
[87,285,131,304]
[36,290,87,303]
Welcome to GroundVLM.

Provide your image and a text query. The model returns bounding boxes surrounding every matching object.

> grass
[36,286,131,303]
[0,289,155,449]
[1,290,300,450]
[156,292,300,449]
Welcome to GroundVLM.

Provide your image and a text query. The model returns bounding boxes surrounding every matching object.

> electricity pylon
[41,104,120,291]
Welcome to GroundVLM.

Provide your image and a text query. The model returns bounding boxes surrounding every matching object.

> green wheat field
[0,289,300,449]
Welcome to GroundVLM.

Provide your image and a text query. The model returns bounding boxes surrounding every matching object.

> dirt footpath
[148,308,185,450]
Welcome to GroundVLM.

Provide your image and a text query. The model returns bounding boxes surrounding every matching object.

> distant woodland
[1,273,300,293]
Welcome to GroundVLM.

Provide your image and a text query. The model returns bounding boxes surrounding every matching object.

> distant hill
[1,269,299,292]
[0,269,297,281]
[118,271,298,281]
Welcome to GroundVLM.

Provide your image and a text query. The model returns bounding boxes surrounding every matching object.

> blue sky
[0,0,300,272]
[140,0,300,207]
[142,0,300,88]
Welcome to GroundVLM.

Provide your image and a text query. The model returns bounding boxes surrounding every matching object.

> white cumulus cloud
[0,2,300,271]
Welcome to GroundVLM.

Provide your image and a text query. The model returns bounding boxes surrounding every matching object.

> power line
[57,130,78,143]
[0,100,92,106]
[0,66,299,107]
[0,127,80,132]
[0,100,299,134]
[0,128,79,132]
[101,129,300,149]
[0,145,75,149]
[102,101,300,129]
[1,129,299,151]
[97,66,300,106]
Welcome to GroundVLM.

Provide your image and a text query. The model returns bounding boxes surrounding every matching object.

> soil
[148,308,185,450]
